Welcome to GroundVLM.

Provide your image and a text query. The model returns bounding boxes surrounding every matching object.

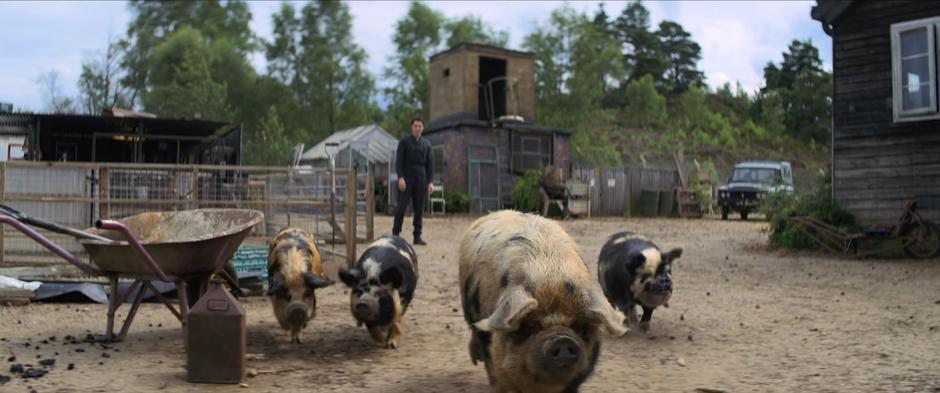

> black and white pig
[267,227,334,344]
[338,235,418,349]
[597,231,682,332]
[459,210,626,393]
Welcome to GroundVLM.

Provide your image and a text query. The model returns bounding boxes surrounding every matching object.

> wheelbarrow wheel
[902,222,940,259]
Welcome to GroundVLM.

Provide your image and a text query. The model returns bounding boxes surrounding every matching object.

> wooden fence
[0,161,373,267]
[571,164,680,216]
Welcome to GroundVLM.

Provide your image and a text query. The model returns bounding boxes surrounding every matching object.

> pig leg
[367,324,387,345]
[290,328,302,344]
[623,303,639,326]
[386,319,402,349]
[639,306,655,332]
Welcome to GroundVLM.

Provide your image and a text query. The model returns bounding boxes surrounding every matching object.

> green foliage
[761,169,855,250]
[624,75,666,128]
[443,190,470,213]
[760,39,832,142]
[144,27,230,120]
[657,20,704,96]
[571,130,622,166]
[244,106,290,166]
[383,1,445,136]
[511,169,542,212]
[524,5,624,128]
[444,15,509,47]
[266,1,378,143]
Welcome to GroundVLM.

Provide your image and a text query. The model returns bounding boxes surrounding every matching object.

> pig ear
[583,288,628,336]
[338,268,359,287]
[303,272,334,289]
[267,270,286,296]
[379,267,404,288]
[663,248,682,264]
[474,286,537,332]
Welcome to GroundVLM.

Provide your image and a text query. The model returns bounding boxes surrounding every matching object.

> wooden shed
[812,0,940,225]
[423,43,572,213]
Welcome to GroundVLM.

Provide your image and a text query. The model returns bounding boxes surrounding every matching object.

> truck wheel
[721,207,729,220]
[740,211,749,220]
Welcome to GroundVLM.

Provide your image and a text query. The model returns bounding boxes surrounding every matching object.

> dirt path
[2,214,939,392]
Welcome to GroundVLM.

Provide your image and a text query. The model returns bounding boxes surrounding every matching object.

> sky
[0,0,831,112]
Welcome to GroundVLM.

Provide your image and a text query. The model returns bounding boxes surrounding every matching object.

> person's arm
[395,139,405,177]
[426,142,434,183]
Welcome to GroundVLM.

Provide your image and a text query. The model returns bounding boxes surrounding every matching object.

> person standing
[392,117,434,245]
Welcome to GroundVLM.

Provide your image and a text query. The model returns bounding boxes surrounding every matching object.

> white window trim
[891,17,940,123]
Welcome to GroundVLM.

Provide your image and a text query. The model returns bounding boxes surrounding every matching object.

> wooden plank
[365,171,374,241]
[834,152,940,170]
[834,175,940,191]
[2,160,351,175]
[0,288,34,306]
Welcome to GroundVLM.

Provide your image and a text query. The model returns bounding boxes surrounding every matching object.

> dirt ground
[2,214,940,392]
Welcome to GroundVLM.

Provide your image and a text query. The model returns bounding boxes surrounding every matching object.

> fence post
[345,168,357,268]
[0,163,5,266]
[99,167,110,219]
[365,170,374,242]
[191,165,199,209]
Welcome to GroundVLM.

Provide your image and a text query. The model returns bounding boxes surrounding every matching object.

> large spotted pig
[597,231,682,332]
[338,235,418,349]
[459,210,626,393]
[267,227,334,343]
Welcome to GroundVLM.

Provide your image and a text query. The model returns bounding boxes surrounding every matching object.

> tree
[444,15,509,48]
[760,39,831,142]
[265,0,378,143]
[120,0,256,107]
[614,1,667,89]
[656,20,704,96]
[624,74,666,129]
[143,27,230,120]
[244,106,291,166]
[35,70,77,114]
[383,1,445,135]
[78,38,132,115]
[524,6,623,128]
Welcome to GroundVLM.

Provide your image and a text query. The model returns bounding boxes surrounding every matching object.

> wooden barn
[812,0,940,225]
[421,43,572,213]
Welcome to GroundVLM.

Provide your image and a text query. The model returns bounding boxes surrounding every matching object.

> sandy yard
[1,214,939,392]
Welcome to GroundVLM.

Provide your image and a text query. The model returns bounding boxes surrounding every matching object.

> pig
[458,210,626,393]
[597,231,682,332]
[338,235,418,349]
[267,227,334,343]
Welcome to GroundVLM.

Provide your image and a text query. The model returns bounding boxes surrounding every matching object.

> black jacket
[395,135,434,182]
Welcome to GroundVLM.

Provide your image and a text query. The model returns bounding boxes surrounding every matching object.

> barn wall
[832,0,940,224]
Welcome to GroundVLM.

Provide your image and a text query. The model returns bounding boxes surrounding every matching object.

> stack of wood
[673,152,705,219]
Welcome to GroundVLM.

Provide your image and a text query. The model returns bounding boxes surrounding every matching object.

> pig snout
[353,302,371,320]
[543,336,582,370]
[645,276,673,293]
[287,304,308,327]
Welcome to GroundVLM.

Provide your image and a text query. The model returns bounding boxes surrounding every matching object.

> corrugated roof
[300,124,398,164]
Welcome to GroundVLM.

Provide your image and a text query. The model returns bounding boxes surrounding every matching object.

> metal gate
[468,144,500,213]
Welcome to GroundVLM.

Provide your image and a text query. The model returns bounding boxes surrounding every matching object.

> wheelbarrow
[784,200,940,259]
[0,208,263,342]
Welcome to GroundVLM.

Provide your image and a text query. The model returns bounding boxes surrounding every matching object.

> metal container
[186,281,246,384]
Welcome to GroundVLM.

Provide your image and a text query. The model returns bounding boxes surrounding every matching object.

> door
[468,144,500,214]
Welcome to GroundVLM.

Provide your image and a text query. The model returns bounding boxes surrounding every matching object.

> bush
[511,169,542,212]
[760,168,856,250]
[443,190,470,213]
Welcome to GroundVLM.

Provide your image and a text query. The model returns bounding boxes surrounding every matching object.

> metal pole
[325,143,339,256]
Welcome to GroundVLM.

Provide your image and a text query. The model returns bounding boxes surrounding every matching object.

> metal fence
[571,164,680,216]
[0,161,373,266]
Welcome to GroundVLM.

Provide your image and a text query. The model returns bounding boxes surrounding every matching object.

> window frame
[891,17,939,122]
[511,133,552,174]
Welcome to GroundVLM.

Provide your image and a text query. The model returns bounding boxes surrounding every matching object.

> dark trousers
[392,175,427,239]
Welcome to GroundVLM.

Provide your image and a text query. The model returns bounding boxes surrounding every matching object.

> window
[891,17,940,122]
[511,133,551,174]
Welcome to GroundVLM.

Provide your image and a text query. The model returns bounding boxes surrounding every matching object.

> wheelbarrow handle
[0,215,105,276]
[96,220,175,283]
[0,203,112,242]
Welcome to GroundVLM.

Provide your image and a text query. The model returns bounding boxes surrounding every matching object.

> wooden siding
[831,0,940,225]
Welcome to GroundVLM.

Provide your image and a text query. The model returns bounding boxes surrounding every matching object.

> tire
[721,207,729,220]
[740,211,749,220]
[902,222,940,259]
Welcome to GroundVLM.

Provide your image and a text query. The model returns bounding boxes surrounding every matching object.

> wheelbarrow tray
[80,209,264,278]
